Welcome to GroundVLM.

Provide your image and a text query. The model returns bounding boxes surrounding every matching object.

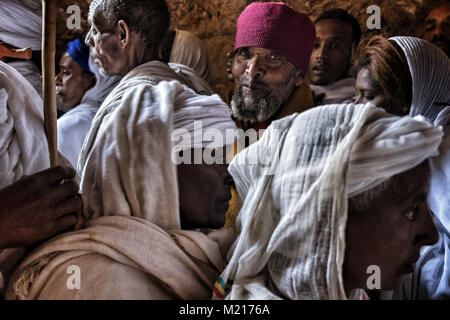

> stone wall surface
[56,0,446,86]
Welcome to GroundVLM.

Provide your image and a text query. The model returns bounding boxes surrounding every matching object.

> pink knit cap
[233,2,316,73]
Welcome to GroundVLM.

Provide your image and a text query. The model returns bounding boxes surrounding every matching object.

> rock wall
[57,0,446,87]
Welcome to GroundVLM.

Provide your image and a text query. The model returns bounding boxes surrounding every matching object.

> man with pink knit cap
[223,2,316,229]
[230,2,316,131]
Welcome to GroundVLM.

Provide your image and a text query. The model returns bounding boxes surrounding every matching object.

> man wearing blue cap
[56,39,95,112]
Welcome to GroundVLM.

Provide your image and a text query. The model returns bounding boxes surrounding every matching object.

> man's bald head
[85,0,170,76]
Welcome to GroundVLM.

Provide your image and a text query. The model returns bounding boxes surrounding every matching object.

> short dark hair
[315,8,361,46]
[102,0,170,49]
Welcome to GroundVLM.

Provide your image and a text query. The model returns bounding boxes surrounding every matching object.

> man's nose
[315,42,328,60]
[246,54,266,79]
[415,207,439,247]
[85,28,94,47]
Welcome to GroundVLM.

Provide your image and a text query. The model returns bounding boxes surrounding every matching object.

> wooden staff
[42,0,57,167]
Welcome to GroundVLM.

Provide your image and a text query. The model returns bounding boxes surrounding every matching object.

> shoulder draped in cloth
[6,60,237,300]
[214,102,443,300]
[0,62,49,187]
[309,77,356,105]
[0,61,49,295]
[389,36,450,300]
[224,82,314,229]
[169,30,212,84]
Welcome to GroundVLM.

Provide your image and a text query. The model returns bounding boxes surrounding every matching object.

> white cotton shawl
[389,36,450,299]
[0,0,42,51]
[309,77,356,105]
[57,52,121,168]
[6,60,237,300]
[215,103,442,300]
[0,62,49,187]
[5,60,42,97]
[0,61,49,295]
[78,60,236,228]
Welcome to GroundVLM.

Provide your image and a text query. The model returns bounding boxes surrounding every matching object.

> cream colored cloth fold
[78,60,235,227]
[214,103,442,300]
[0,0,42,51]
[6,216,234,300]
[6,59,236,300]
[0,61,49,187]
[0,61,49,295]
[309,77,355,105]
[169,30,212,84]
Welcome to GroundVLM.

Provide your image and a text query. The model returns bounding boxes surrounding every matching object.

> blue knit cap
[67,38,93,75]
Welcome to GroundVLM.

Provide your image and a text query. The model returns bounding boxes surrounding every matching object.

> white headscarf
[0,0,42,51]
[79,60,236,228]
[389,36,450,299]
[214,103,442,300]
[390,37,450,122]
[0,62,49,188]
[169,30,212,84]
[6,61,237,301]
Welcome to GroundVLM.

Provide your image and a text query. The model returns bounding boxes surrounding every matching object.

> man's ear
[117,20,131,48]
[294,71,304,87]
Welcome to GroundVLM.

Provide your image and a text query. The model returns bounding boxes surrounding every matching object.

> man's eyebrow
[325,36,346,42]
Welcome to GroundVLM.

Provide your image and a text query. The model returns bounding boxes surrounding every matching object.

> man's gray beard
[231,88,283,123]
[97,65,109,77]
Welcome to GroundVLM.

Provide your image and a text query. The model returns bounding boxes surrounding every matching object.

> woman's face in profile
[354,68,406,116]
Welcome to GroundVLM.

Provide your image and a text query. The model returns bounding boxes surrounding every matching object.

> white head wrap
[169,30,212,84]
[79,61,237,229]
[0,62,49,188]
[0,0,42,51]
[390,37,450,122]
[389,36,450,299]
[214,103,442,300]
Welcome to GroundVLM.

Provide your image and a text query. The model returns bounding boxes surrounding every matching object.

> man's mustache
[240,76,268,91]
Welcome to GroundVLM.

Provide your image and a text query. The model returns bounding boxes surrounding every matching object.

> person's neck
[120,45,158,77]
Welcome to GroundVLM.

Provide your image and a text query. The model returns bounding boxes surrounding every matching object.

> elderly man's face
[418,2,450,57]
[55,53,94,112]
[308,19,354,85]
[85,10,126,76]
[344,162,438,293]
[230,47,303,123]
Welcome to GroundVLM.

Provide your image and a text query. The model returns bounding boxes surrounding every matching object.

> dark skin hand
[0,166,82,249]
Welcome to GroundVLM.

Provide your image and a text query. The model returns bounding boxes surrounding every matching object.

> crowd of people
[0,0,449,300]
